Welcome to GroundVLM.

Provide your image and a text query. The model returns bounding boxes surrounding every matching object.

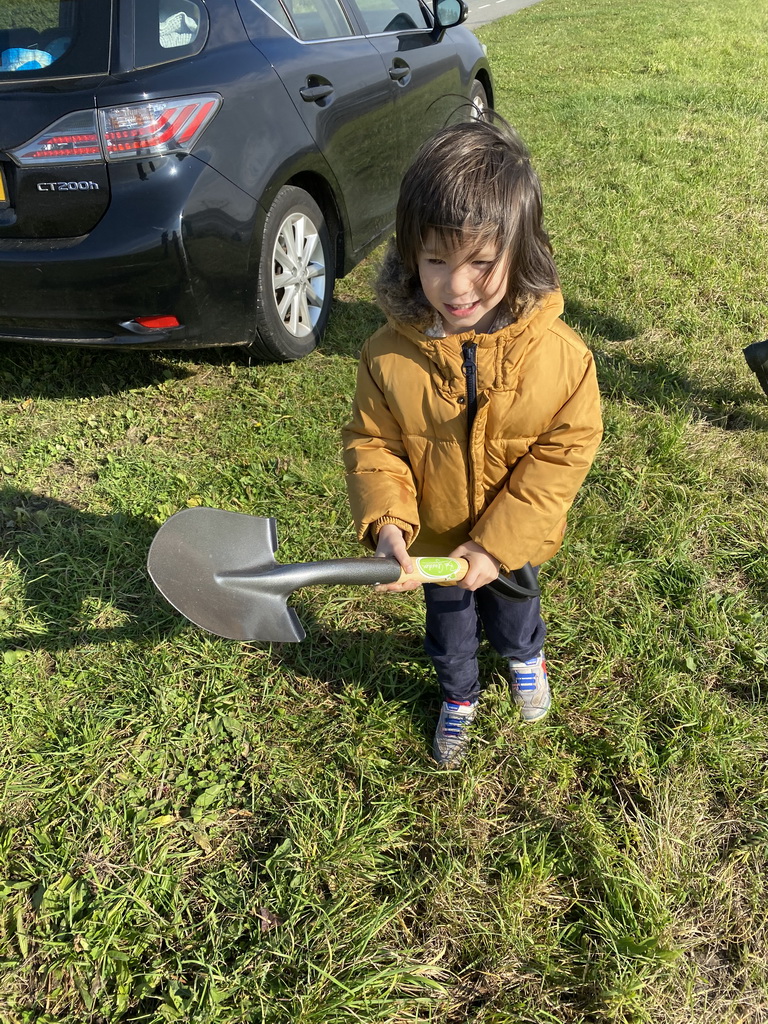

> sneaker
[509,652,550,723]
[432,700,478,767]
[743,339,768,398]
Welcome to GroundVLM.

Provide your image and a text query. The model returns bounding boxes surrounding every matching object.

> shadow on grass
[0,487,176,651]
[0,342,197,400]
[562,300,768,431]
[564,298,636,344]
[594,347,768,431]
[0,338,298,397]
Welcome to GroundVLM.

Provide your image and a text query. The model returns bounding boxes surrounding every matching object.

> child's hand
[374,524,421,593]
[449,540,500,591]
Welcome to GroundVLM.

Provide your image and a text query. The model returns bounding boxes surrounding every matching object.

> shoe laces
[439,701,474,738]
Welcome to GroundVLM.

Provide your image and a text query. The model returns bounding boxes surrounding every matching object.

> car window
[134,0,208,67]
[253,0,354,41]
[247,0,295,35]
[353,0,430,34]
[294,0,355,40]
[0,0,111,78]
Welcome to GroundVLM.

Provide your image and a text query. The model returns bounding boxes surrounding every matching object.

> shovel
[147,507,539,643]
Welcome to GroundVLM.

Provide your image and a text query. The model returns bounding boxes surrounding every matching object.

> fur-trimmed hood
[374,239,438,331]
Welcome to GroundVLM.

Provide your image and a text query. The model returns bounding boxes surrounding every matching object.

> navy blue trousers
[423,578,546,704]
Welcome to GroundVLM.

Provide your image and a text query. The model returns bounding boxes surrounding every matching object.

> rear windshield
[0,0,112,79]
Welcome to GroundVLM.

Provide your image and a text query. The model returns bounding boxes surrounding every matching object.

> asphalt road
[465,0,542,29]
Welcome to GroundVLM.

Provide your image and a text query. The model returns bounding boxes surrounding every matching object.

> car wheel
[252,186,335,361]
[470,80,489,120]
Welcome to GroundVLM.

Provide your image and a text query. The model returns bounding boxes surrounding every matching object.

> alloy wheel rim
[471,86,486,120]
[271,212,326,338]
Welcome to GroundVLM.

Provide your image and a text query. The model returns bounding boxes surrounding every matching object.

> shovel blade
[147,508,305,642]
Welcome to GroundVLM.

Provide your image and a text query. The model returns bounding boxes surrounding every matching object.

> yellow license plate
[0,167,7,205]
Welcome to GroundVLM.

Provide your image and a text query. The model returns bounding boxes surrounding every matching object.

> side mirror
[432,0,467,38]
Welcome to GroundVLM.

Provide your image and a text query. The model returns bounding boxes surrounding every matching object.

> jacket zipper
[461,341,478,433]
[462,341,478,523]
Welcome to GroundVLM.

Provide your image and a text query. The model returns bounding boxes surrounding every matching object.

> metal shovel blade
[147,507,306,643]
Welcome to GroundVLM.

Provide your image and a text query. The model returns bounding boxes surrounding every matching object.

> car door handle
[389,63,411,81]
[299,80,334,102]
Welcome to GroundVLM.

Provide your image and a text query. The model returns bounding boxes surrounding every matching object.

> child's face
[417,232,509,336]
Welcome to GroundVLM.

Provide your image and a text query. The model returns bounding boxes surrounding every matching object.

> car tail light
[9,110,102,165]
[9,95,221,166]
[100,96,221,160]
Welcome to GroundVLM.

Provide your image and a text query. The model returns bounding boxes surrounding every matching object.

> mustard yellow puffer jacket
[343,267,602,572]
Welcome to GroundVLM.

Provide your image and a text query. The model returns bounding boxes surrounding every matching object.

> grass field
[2,0,768,1021]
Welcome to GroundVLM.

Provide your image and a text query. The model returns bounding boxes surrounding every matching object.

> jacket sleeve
[470,352,602,570]
[342,349,420,550]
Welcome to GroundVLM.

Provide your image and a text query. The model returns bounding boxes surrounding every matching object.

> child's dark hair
[395,117,559,316]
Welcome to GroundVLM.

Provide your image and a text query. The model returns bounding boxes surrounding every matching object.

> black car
[0,0,492,360]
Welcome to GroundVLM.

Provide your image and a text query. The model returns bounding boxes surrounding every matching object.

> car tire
[252,185,335,361]
[470,80,489,120]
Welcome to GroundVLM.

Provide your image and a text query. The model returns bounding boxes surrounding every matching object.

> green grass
[2,0,768,1020]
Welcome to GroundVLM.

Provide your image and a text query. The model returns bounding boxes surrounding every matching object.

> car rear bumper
[0,155,259,349]
[0,324,192,349]
[0,231,195,347]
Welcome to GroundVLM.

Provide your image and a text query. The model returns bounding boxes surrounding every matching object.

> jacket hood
[374,239,436,330]
[374,238,565,342]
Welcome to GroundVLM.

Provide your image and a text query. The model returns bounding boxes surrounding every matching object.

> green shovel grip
[398,556,468,584]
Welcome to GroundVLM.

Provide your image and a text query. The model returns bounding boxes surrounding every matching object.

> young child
[342,118,603,767]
